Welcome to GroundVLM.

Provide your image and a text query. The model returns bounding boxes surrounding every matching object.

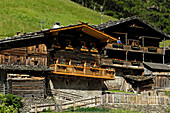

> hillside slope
[0,0,116,38]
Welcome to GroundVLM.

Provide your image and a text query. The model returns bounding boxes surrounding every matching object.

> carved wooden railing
[106,43,163,54]
[50,64,115,79]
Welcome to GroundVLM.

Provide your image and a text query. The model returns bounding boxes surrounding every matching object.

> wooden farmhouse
[92,16,170,92]
[0,16,169,98]
[0,23,118,98]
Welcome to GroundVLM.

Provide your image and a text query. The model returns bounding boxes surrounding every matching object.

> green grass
[41,107,143,113]
[164,90,170,97]
[0,0,116,39]
[107,90,134,94]
[160,40,170,47]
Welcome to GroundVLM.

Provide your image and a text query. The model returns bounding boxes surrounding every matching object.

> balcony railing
[106,43,163,54]
[50,64,115,79]
[101,58,144,70]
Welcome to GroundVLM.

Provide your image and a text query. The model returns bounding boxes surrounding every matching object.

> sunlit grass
[0,0,116,39]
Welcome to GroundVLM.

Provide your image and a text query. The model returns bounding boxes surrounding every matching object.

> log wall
[8,77,45,97]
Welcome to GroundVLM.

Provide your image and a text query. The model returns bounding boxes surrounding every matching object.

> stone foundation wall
[19,97,54,113]
[48,75,106,99]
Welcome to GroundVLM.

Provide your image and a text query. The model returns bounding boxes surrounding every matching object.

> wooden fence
[30,96,101,113]
[102,93,169,105]
[30,93,169,112]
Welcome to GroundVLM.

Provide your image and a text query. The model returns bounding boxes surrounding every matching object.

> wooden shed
[143,62,170,88]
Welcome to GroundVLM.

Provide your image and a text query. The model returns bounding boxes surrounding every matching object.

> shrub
[0,93,22,113]
[75,107,109,112]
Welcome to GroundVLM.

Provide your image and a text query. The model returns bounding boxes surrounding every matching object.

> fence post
[101,95,104,105]
[58,90,60,98]
[59,99,62,113]
[135,95,137,104]
[106,94,108,104]
[73,99,76,111]
[35,104,37,113]
[95,96,97,105]
[112,94,114,104]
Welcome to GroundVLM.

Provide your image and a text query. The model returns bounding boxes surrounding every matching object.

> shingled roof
[143,62,170,71]
[92,16,170,39]
[124,75,153,81]
[0,64,53,72]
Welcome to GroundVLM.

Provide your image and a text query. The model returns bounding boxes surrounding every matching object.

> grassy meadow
[0,0,116,38]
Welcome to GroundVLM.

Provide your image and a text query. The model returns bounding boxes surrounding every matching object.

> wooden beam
[142,36,160,40]
[52,72,115,80]
[112,32,128,35]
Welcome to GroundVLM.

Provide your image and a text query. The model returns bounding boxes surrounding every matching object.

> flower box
[81,46,88,52]
[57,63,67,68]
[74,64,84,69]
[80,48,89,52]
[131,46,140,50]
[112,59,124,65]
[90,49,98,53]
[112,43,123,48]
[54,46,61,49]
[90,47,98,53]
[90,65,100,71]
[75,66,84,69]
[148,47,157,52]
[65,46,74,50]
[131,61,140,66]
[106,67,115,72]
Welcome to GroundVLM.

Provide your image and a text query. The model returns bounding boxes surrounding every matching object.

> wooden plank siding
[0,44,47,66]
[154,76,170,88]
[8,77,45,97]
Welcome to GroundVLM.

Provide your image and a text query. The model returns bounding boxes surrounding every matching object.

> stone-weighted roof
[92,16,170,39]
[143,62,170,71]
[124,75,153,81]
[0,64,53,72]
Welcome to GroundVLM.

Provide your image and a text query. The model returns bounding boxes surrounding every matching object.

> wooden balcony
[101,58,144,70]
[105,43,163,54]
[50,64,115,80]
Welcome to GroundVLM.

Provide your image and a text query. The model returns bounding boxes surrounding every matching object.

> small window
[87,81,90,86]
[5,59,8,63]
[90,42,96,48]
[36,44,39,48]
[34,60,38,65]
[66,80,69,86]
[81,41,86,47]
[66,40,71,46]
[5,56,9,63]
[65,59,71,65]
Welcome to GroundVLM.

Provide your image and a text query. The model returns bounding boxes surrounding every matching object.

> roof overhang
[93,16,170,40]
[143,62,170,72]
[49,24,118,43]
